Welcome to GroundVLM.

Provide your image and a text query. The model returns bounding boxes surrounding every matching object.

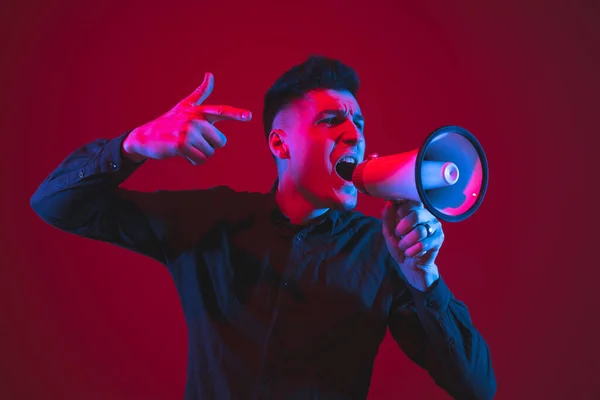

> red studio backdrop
[1,0,598,399]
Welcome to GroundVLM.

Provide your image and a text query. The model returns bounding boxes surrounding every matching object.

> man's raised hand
[122,72,252,164]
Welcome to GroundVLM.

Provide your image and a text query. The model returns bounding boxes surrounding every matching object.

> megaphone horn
[352,125,489,222]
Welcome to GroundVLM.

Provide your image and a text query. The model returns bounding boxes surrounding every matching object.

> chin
[338,198,358,211]
[333,187,358,211]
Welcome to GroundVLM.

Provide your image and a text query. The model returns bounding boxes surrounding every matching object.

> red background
[2,0,599,399]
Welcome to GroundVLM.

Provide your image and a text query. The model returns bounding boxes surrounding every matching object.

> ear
[268,129,290,159]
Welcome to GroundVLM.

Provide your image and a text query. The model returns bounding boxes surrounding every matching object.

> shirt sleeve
[30,132,227,266]
[387,267,497,400]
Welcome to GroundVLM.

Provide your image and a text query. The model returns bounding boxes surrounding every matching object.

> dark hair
[262,55,360,139]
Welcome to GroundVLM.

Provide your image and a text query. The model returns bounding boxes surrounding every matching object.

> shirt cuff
[409,274,452,315]
[89,131,146,181]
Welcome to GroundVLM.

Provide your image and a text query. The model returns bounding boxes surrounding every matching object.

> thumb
[183,72,215,107]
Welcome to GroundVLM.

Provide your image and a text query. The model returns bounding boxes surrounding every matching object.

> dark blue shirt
[30,133,496,399]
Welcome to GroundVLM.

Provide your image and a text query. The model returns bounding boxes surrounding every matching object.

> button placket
[287,232,306,283]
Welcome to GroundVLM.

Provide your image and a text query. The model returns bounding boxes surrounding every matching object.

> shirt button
[78,171,84,178]
[283,281,289,286]
[448,337,455,346]
[110,162,118,169]
[295,235,302,242]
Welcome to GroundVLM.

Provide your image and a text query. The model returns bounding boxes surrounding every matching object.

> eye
[321,117,338,125]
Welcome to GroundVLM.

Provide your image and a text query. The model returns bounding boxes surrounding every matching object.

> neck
[275,176,328,226]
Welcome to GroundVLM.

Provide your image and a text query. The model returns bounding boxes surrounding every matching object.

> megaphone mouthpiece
[421,161,460,189]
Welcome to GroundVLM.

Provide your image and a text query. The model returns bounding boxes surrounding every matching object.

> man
[31,56,496,399]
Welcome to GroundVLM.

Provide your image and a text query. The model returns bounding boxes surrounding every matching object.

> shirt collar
[268,178,341,236]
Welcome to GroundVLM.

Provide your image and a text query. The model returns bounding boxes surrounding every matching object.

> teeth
[339,156,356,164]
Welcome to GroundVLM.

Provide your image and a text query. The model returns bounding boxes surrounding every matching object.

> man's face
[273,89,366,211]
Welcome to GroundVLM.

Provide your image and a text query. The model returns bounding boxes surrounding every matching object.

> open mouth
[335,156,358,182]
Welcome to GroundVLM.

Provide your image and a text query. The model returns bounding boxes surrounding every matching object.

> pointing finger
[200,105,252,123]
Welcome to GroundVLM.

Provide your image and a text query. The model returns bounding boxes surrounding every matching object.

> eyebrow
[316,109,364,123]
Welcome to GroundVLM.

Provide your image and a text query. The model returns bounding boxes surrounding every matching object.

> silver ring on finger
[422,223,434,238]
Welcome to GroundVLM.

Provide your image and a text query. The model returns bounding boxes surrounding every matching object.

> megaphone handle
[391,198,429,255]
[391,199,405,230]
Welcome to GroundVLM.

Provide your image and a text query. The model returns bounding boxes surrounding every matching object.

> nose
[341,123,364,147]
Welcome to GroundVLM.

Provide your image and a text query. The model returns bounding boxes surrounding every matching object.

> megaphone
[351,125,488,222]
